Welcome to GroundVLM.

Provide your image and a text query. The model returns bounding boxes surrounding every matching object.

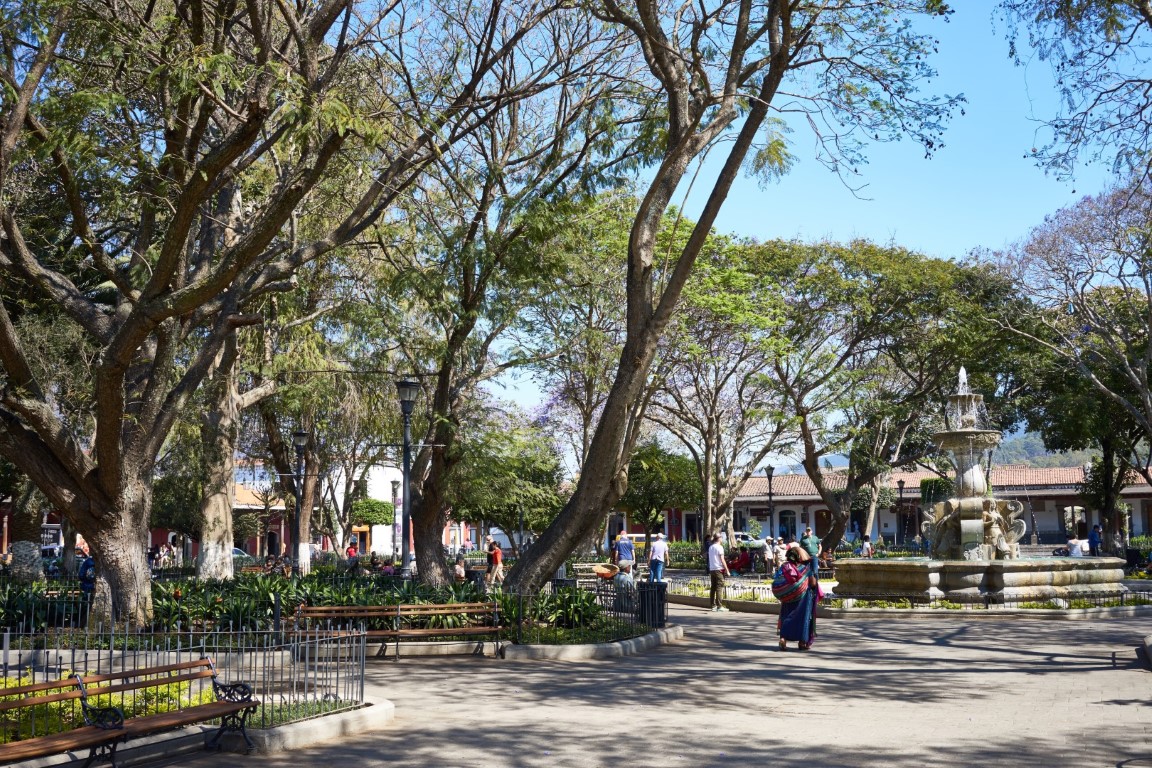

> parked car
[732,532,768,548]
[232,547,256,566]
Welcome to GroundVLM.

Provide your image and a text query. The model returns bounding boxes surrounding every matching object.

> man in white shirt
[1067,535,1085,557]
[648,532,670,582]
[707,533,730,612]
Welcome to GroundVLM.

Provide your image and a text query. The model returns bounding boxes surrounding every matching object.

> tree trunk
[296,450,318,576]
[8,485,42,583]
[198,341,241,581]
[61,516,78,576]
[80,481,154,625]
[861,481,881,544]
[411,461,452,586]
[505,334,655,592]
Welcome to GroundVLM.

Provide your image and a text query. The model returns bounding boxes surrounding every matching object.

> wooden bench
[79,657,260,756]
[0,675,122,767]
[0,657,259,767]
[297,602,500,659]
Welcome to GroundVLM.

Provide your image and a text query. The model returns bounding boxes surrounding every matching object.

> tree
[446,403,567,555]
[767,240,1022,551]
[618,442,702,552]
[1007,311,1144,551]
[647,238,791,547]
[0,0,573,620]
[508,0,962,592]
[999,179,1152,490]
[1000,0,1152,180]
[350,499,395,528]
[526,190,633,475]
[383,29,640,584]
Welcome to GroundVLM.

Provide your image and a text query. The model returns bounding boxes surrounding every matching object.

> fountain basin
[833,557,1127,603]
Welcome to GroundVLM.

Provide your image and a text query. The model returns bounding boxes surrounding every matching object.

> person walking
[648,532,669,582]
[614,531,635,569]
[707,533,730,612]
[774,547,819,651]
[489,540,505,584]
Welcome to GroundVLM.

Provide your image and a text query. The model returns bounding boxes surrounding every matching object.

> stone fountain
[923,368,1028,561]
[833,369,1127,603]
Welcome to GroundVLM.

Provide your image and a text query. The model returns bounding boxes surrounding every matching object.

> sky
[493,1,1118,412]
[699,1,1114,260]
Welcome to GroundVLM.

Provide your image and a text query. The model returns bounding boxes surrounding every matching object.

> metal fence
[0,620,366,744]
[501,580,667,645]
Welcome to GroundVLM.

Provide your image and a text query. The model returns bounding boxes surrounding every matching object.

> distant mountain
[993,433,1097,469]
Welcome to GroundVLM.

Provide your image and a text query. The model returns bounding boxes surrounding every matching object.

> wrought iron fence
[501,580,666,645]
[0,619,366,742]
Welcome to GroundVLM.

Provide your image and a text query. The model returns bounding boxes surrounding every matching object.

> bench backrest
[0,677,85,713]
[78,659,216,698]
[298,602,498,624]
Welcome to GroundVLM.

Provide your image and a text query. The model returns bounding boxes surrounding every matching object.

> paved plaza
[158,605,1152,768]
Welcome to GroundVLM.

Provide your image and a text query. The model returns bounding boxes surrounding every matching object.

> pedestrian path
[154,605,1152,768]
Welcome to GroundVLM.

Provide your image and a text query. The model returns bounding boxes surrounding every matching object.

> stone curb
[669,592,1152,621]
[502,624,684,660]
[9,696,395,768]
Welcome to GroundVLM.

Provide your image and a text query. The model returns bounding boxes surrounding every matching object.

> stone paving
[155,604,1152,768]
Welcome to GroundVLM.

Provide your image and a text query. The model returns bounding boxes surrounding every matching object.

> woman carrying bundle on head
[772,546,821,651]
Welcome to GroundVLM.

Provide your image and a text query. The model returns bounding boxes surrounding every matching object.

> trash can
[468,568,487,595]
[637,581,667,628]
[1126,548,1144,570]
[551,578,577,593]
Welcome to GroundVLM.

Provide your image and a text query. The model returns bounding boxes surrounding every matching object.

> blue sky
[694,1,1114,260]
[497,2,1118,411]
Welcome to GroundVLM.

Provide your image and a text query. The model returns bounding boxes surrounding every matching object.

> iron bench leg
[206,705,257,753]
[82,736,125,768]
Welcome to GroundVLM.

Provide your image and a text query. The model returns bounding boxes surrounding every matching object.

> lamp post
[291,430,308,574]
[897,479,906,546]
[765,464,775,536]
[395,379,420,579]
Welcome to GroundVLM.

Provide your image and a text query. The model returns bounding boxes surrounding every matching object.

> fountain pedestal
[834,556,1127,603]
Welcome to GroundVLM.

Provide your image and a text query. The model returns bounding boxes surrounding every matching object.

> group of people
[451,536,504,585]
[609,530,671,583]
[1066,524,1103,557]
[148,543,177,570]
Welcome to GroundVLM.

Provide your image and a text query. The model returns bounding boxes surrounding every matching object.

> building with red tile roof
[726,464,1151,545]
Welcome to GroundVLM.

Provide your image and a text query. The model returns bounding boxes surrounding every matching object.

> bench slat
[118,700,255,737]
[0,725,122,761]
[84,669,216,697]
[78,658,211,685]
[0,687,85,712]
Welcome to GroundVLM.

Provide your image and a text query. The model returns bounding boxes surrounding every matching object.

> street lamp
[897,478,906,545]
[292,430,308,574]
[396,379,420,579]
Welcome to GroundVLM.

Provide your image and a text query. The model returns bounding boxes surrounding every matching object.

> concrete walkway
[153,604,1152,768]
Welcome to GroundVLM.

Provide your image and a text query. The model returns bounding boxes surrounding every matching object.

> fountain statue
[832,368,1128,603]
[922,367,1028,560]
